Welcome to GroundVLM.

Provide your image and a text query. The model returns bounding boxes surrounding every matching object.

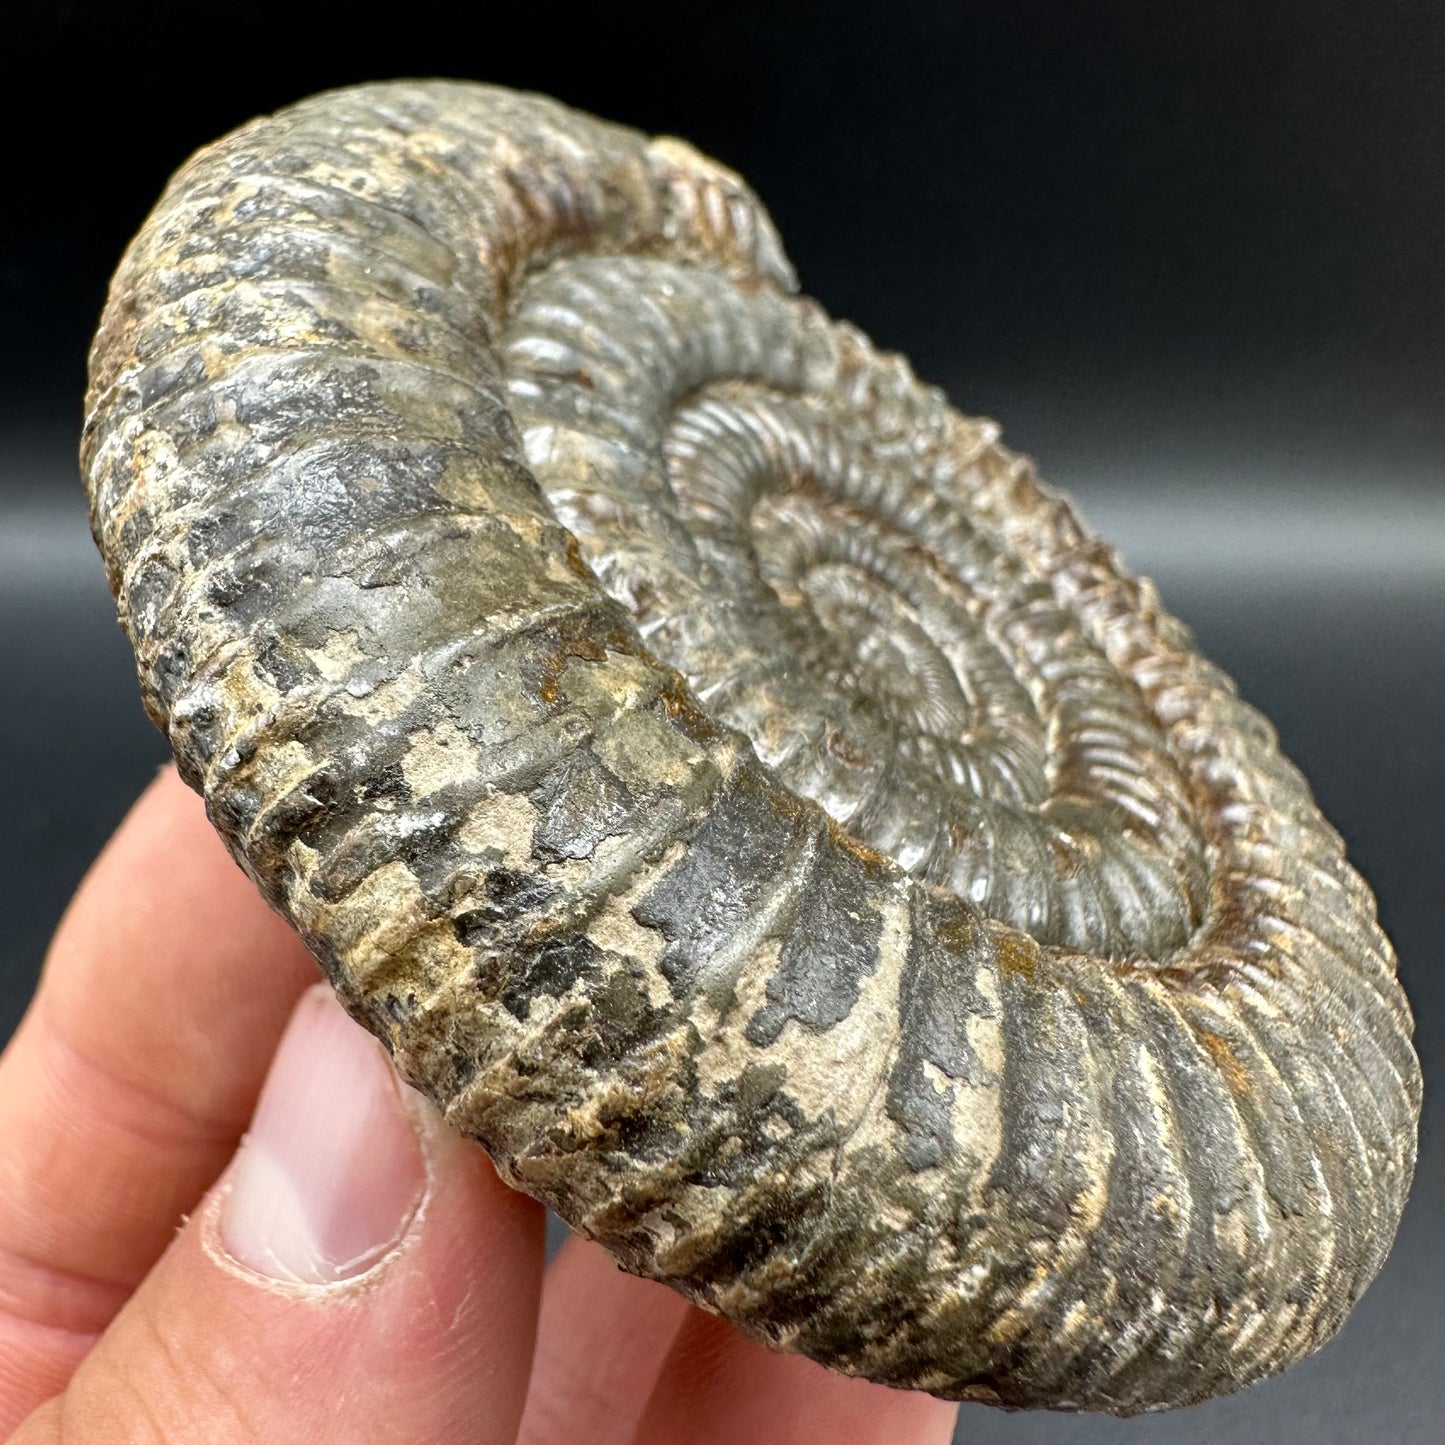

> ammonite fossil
[81,80,1421,1414]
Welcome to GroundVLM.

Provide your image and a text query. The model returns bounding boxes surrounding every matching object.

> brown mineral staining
[992,930,1040,983]
[1198,1028,1252,1097]
[83,79,1420,1414]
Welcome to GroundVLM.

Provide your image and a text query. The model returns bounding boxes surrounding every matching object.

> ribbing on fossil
[81,80,1420,1415]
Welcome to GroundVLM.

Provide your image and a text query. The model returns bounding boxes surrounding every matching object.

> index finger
[0,765,318,1432]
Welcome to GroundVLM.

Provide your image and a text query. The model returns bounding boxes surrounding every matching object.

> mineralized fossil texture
[82,80,1420,1413]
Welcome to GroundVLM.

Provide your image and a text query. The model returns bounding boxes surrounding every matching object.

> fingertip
[38,987,546,1443]
[0,764,321,1429]
[636,1308,961,1445]
[217,985,426,1285]
[516,1235,690,1445]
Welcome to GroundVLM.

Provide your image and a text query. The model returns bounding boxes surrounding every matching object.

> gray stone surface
[73,81,1421,1416]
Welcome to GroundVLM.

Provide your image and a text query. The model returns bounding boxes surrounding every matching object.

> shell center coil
[504,252,1202,956]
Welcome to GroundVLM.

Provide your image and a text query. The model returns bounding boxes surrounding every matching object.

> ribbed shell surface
[81,80,1421,1413]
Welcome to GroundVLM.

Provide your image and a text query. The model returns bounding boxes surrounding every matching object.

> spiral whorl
[81,80,1420,1413]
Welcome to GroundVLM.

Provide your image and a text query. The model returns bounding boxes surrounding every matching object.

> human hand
[0,767,961,1444]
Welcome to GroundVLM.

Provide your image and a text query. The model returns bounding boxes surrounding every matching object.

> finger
[515,1235,689,1445]
[10,985,546,1445]
[634,1310,960,1445]
[0,766,318,1430]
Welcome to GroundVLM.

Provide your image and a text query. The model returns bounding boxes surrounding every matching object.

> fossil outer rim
[81,80,1420,1414]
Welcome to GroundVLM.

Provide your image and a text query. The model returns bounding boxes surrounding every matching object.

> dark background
[1,3,1440,1440]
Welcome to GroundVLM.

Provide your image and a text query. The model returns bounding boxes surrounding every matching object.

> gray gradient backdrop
[1,3,1441,1440]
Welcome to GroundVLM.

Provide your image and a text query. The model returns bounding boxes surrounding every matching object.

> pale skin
[0,766,960,1444]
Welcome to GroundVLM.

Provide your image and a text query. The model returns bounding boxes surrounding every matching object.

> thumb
[9,985,544,1445]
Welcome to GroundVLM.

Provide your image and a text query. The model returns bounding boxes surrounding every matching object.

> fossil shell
[81,80,1420,1413]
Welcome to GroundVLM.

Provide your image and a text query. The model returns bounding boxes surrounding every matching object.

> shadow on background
[1,3,1441,1441]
